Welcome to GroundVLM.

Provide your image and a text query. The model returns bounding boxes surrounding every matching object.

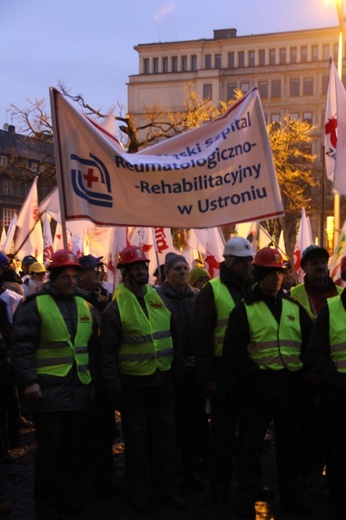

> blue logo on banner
[70,153,113,208]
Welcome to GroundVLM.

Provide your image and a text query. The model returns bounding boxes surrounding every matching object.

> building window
[258,81,268,98]
[153,58,159,73]
[203,84,212,99]
[271,113,281,123]
[271,79,281,98]
[290,78,300,96]
[162,57,169,73]
[303,78,313,96]
[2,179,15,196]
[334,42,339,63]
[241,82,250,94]
[205,55,212,69]
[191,55,197,71]
[303,112,313,125]
[215,54,221,69]
[301,46,308,63]
[0,155,8,167]
[312,45,319,62]
[280,48,286,64]
[228,52,235,68]
[290,47,297,63]
[3,208,16,227]
[227,83,237,100]
[172,56,178,72]
[238,51,245,67]
[322,76,328,95]
[259,49,265,65]
[323,44,330,60]
[269,49,276,65]
[249,51,255,66]
[291,113,299,120]
[143,58,150,74]
[181,56,188,71]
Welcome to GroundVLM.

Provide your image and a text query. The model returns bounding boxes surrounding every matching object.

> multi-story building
[0,125,55,236]
[128,26,345,245]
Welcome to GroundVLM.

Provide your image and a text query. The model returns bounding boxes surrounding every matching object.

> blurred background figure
[188,266,211,291]
[281,260,295,293]
[23,263,47,298]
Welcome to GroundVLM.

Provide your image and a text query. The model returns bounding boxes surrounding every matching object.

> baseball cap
[300,245,329,268]
[22,255,37,265]
[78,255,103,269]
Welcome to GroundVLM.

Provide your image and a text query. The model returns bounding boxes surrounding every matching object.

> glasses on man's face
[94,265,104,274]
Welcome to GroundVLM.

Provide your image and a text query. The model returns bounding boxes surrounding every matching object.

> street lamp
[333,0,344,247]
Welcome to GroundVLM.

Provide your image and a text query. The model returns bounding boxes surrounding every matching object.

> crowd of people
[0,238,346,520]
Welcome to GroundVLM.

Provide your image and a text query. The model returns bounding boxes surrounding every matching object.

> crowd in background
[0,239,346,520]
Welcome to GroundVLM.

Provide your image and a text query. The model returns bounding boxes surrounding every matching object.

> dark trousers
[33,411,87,508]
[210,383,240,492]
[120,381,180,498]
[237,371,305,505]
[174,367,210,481]
[322,388,346,516]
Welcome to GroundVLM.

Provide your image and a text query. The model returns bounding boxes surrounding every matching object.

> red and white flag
[324,58,346,194]
[14,177,43,262]
[293,208,313,282]
[42,213,54,266]
[329,219,346,285]
[204,227,225,279]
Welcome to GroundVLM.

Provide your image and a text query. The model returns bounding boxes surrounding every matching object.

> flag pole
[334,0,344,248]
[49,87,68,250]
[321,145,326,248]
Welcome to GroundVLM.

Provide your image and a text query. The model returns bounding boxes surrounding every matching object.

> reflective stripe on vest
[116,284,173,376]
[328,296,346,373]
[291,284,343,320]
[210,278,236,357]
[244,299,303,371]
[36,295,92,384]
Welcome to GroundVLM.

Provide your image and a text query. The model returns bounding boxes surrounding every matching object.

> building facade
[128,26,345,245]
[0,125,55,236]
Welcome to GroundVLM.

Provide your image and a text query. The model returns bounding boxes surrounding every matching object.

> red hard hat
[117,246,150,269]
[253,247,284,268]
[48,249,81,270]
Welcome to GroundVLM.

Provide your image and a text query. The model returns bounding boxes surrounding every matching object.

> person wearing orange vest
[223,247,313,520]
[307,255,346,520]
[100,246,186,512]
[10,249,99,520]
[193,236,255,504]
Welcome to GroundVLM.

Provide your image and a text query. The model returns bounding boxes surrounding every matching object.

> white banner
[50,87,284,228]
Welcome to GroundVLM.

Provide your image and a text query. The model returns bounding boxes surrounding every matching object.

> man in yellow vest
[291,245,342,485]
[193,236,255,504]
[11,249,99,520]
[100,246,186,512]
[307,255,346,520]
[223,247,313,520]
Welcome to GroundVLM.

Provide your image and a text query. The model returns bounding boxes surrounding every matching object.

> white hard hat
[223,236,254,258]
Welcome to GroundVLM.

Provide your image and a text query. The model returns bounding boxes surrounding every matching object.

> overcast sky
[0,0,341,132]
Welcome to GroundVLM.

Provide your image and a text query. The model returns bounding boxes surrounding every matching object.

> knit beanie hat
[164,252,188,275]
[188,266,211,287]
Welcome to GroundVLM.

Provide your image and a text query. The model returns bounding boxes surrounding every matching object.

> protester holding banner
[99,246,186,512]
[156,252,210,490]
[193,236,254,504]
[10,249,99,520]
[223,247,313,519]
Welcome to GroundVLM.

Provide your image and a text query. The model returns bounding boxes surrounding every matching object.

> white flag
[50,87,284,228]
[324,58,346,193]
[14,177,43,262]
[329,219,346,284]
[204,227,225,279]
[42,213,54,266]
[0,227,7,249]
[293,208,313,282]
[2,213,17,254]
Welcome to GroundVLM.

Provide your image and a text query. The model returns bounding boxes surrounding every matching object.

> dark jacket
[222,284,313,383]
[192,262,253,384]
[10,282,99,412]
[99,286,184,399]
[156,281,199,358]
[306,288,346,393]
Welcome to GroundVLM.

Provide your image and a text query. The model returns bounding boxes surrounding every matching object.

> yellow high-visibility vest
[210,278,236,357]
[328,295,346,373]
[36,295,92,384]
[116,284,173,376]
